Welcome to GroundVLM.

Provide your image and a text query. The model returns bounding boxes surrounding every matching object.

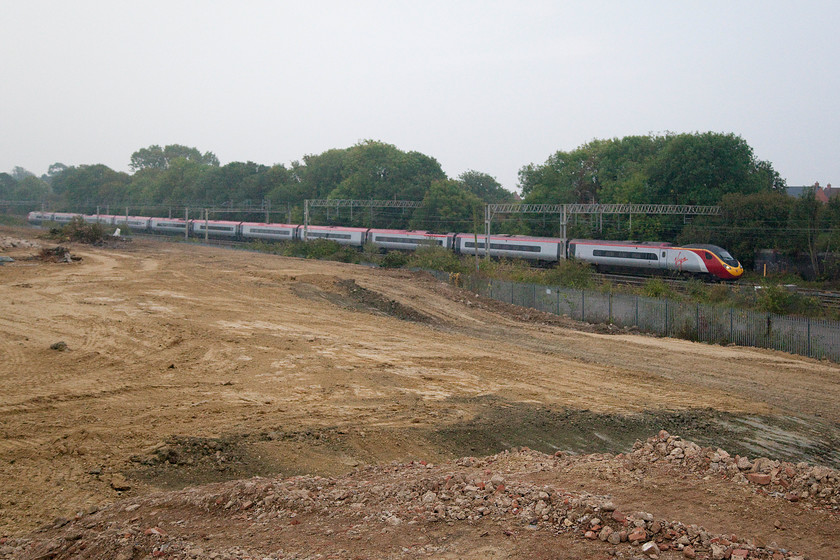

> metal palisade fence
[431,272,840,362]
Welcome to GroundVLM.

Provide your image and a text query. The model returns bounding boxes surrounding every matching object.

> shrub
[755,284,820,316]
[48,217,111,244]
[408,246,466,274]
[641,278,675,298]
[542,259,595,289]
[380,250,409,268]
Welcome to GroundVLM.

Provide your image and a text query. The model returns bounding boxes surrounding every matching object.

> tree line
[3,133,838,279]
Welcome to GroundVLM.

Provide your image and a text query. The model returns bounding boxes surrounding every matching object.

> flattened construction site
[1,227,839,559]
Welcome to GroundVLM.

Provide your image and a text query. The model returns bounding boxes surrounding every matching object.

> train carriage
[51,212,81,224]
[455,234,564,262]
[191,220,240,238]
[368,229,451,250]
[149,218,189,235]
[240,222,300,242]
[114,216,151,230]
[88,215,119,225]
[302,225,369,247]
[27,211,53,224]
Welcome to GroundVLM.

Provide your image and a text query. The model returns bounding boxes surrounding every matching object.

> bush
[0,214,26,226]
[380,250,409,268]
[641,278,675,298]
[755,284,820,316]
[48,217,111,244]
[541,259,595,289]
[407,246,467,274]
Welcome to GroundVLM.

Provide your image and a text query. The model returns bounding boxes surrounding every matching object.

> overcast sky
[2,1,838,192]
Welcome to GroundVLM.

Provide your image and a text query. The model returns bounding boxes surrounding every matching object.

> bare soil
[1,226,839,558]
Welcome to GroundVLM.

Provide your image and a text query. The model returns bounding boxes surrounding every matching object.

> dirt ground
[1,226,840,558]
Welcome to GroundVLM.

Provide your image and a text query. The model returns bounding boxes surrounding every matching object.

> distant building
[785,182,838,202]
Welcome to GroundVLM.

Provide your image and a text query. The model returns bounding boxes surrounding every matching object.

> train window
[662,251,666,257]
[593,249,657,260]
[465,242,541,252]
[249,228,290,235]
[705,253,712,260]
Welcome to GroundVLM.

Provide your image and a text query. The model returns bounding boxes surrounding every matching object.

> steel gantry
[483,204,722,259]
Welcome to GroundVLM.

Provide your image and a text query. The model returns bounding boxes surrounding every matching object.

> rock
[730,550,749,560]
[736,456,751,470]
[812,465,831,481]
[746,473,771,485]
[628,527,647,542]
[110,474,131,491]
[683,546,696,559]
[752,457,775,473]
[50,341,68,351]
[642,541,660,557]
[598,526,613,541]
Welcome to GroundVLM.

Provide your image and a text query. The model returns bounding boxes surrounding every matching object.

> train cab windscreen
[685,244,739,267]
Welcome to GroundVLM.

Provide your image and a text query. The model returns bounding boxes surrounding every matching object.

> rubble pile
[629,430,840,510]
[36,246,79,263]
[0,236,40,251]
[5,433,832,560]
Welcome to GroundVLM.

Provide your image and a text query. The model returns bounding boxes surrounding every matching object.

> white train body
[149,218,189,235]
[51,212,81,224]
[114,216,151,229]
[303,225,368,246]
[368,230,451,250]
[240,222,299,241]
[191,220,240,238]
[26,211,52,224]
[454,234,564,262]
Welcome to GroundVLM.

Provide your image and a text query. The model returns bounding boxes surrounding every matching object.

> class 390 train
[26,212,743,281]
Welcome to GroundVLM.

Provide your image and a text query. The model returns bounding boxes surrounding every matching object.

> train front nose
[725,262,744,279]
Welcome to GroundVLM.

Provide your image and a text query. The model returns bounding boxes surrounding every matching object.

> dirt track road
[2,228,840,545]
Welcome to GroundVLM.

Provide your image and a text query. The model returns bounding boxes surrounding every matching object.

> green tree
[51,164,130,208]
[11,166,35,182]
[13,175,51,201]
[519,132,784,241]
[129,145,167,171]
[195,161,270,205]
[645,132,779,204]
[130,144,219,171]
[409,179,483,233]
[328,140,446,203]
[0,173,17,199]
[41,163,69,186]
[458,170,515,203]
[145,158,207,204]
